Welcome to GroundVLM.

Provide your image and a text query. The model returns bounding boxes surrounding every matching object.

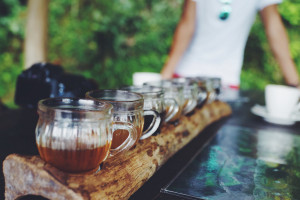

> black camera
[15,62,98,108]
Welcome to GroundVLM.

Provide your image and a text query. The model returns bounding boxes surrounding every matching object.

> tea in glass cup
[36,98,137,173]
[121,85,166,135]
[172,78,198,115]
[197,76,222,102]
[123,85,180,125]
[144,80,184,123]
[86,90,160,147]
[210,77,222,98]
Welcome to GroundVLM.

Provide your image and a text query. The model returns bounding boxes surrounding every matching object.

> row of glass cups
[35,76,221,173]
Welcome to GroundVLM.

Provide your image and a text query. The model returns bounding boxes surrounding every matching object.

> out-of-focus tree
[0,0,299,107]
[0,0,26,108]
[47,0,182,89]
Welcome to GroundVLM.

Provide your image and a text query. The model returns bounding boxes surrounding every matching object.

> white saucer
[250,104,300,125]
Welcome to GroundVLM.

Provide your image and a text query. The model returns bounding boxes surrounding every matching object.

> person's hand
[287,83,300,90]
[160,64,174,79]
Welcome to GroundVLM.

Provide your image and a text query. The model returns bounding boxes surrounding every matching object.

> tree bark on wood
[3,101,232,200]
[24,0,49,69]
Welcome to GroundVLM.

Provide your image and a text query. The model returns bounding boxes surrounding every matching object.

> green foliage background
[0,0,299,108]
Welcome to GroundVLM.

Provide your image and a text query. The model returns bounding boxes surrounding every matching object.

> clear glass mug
[197,77,222,102]
[144,80,184,123]
[184,77,210,108]
[190,77,216,105]
[210,77,222,99]
[172,78,199,115]
[35,98,137,173]
[86,90,160,147]
[121,85,178,135]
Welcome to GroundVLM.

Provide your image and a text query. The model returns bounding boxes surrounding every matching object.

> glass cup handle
[163,98,179,123]
[182,99,197,115]
[140,110,161,140]
[198,89,208,106]
[207,91,217,103]
[109,121,137,157]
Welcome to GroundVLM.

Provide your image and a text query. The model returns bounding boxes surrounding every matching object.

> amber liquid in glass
[183,99,189,110]
[111,129,130,149]
[165,105,182,123]
[37,142,111,173]
[111,114,144,149]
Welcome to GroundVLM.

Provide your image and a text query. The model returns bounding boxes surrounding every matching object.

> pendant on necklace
[219,0,232,20]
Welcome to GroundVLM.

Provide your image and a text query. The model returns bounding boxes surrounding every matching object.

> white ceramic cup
[265,84,300,119]
[133,72,162,86]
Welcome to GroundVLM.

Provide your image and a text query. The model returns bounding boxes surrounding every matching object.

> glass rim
[144,80,184,89]
[120,85,164,96]
[38,97,113,114]
[86,89,144,103]
[172,77,198,86]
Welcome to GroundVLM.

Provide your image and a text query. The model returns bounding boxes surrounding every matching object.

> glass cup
[35,98,137,173]
[86,90,160,147]
[144,80,184,123]
[190,77,216,105]
[121,85,179,135]
[198,77,222,102]
[210,77,222,98]
[184,77,210,108]
[172,78,199,115]
[120,85,164,136]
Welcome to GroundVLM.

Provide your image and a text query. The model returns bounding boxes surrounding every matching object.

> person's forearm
[261,5,299,86]
[161,21,194,78]
[161,0,196,79]
[267,17,299,86]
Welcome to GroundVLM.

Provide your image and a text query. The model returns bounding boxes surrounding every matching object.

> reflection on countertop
[162,125,300,200]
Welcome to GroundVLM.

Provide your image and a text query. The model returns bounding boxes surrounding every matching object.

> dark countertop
[154,90,300,200]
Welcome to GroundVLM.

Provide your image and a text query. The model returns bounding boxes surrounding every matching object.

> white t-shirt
[175,0,282,86]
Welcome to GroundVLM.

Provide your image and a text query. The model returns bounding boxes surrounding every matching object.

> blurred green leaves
[0,0,26,107]
[0,0,299,107]
[47,0,182,90]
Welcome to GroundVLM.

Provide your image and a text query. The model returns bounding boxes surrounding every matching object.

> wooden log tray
[3,101,232,200]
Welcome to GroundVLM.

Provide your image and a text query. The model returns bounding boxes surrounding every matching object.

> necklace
[219,0,232,20]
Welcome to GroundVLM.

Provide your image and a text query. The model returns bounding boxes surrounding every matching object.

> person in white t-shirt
[160,0,299,88]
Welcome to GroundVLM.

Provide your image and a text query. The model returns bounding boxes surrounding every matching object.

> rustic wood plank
[3,101,231,200]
